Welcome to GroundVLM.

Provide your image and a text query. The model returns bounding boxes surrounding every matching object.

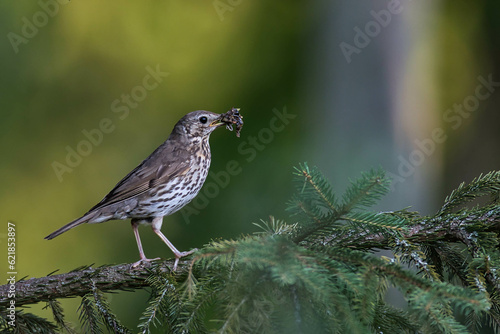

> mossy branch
[0,260,186,308]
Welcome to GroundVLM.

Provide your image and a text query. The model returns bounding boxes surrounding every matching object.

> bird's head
[175,110,226,139]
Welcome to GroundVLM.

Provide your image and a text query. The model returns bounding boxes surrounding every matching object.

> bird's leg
[151,217,197,270]
[131,219,160,267]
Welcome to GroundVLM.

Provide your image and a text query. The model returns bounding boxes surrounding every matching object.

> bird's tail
[44,214,92,240]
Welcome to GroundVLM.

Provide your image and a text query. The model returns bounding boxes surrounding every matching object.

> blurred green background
[1,0,499,331]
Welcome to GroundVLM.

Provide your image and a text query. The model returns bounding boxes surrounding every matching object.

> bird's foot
[132,257,161,268]
[173,248,198,271]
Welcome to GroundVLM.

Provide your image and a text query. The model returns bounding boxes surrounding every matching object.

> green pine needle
[340,168,390,213]
[438,171,500,215]
[1,310,58,334]
[45,299,74,333]
[78,294,104,334]
[342,211,406,232]
[138,274,178,334]
[291,162,338,212]
[91,282,130,334]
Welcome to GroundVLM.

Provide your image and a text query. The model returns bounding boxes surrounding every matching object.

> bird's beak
[209,117,224,127]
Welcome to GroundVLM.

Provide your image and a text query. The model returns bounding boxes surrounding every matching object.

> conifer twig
[0,260,186,308]
[319,206,500,248]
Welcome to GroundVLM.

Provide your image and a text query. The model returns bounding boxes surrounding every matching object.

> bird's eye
[199,116,208,124]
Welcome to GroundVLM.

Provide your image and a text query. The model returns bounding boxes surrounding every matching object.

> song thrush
[45,110,242,270]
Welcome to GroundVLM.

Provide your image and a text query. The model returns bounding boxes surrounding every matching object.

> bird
[45,110,232,270]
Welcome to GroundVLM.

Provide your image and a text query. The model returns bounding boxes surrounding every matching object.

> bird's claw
[132,257,161,268]
[178,248,198,257]
[173,248,198,271]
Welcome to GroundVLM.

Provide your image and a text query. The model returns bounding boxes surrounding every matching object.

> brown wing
[85,140,191,213]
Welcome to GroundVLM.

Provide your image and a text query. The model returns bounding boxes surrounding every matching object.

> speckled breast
[129,140,211,218]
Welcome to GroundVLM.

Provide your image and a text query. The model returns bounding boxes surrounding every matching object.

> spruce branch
[0,260,183,308]
[438,171,500,215]
[90,281,130,334]
[78,294,103,334]
[45,299,74,333]
[1,310,59,334]
[292,162,337,212]
[138,272,181,334]
[340,168,389,213]
[320,205,500,249]
[1,209,497,309]
[1,165,499,333]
